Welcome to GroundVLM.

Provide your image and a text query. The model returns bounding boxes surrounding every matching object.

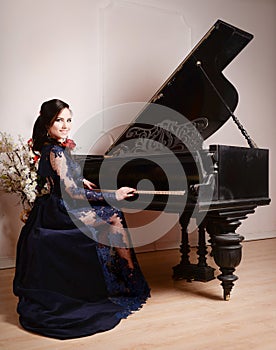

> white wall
[0,0,275,267]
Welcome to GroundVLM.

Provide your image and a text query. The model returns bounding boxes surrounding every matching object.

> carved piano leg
[172,212,194,281]
[195,222,215,281]
[206,206,256,300]
[173,214,215,282]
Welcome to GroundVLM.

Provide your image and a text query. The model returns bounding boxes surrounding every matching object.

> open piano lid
[106,20,254,155]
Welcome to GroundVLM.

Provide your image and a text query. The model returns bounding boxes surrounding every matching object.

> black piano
[79,20,270,300]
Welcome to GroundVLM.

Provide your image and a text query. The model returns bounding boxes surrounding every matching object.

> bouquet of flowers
[0,132,48,221]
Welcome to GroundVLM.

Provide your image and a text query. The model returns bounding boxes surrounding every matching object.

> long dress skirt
[13,193,150,340]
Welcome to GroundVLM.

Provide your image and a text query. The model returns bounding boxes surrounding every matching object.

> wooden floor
[0,238,276,350]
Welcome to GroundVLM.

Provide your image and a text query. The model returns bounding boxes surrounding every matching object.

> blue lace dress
[13,143,150,340]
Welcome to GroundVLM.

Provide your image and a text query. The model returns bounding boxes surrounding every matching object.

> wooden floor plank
[0,238,275,350]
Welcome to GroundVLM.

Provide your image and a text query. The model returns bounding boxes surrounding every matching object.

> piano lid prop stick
[195,59,258,148]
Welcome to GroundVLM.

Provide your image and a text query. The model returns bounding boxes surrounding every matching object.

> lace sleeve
[49,146,117,202]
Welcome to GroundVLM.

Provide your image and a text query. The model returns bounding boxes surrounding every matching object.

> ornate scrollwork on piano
[109,117,208,156]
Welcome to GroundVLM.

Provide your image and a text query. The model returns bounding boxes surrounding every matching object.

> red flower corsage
[60,138,76,150]
[33,155,40,163]
[28,138,40,163]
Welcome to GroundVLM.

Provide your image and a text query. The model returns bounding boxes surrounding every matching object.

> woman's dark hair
[32,99,70,152]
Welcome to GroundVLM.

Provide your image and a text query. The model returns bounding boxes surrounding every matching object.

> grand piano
[80,20,270,300]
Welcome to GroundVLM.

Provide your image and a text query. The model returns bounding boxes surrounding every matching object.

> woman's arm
[49,147,110,201]
[49,147,135,202]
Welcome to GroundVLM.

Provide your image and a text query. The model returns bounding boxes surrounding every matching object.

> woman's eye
[54,117,72,123]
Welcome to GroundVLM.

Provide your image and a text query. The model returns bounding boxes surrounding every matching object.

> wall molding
[99,0,191,109]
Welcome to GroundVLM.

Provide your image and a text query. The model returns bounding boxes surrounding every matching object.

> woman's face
[48,108,72,142]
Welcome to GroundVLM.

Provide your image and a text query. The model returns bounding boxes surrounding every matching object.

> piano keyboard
[95,189,186,196]
[134,190,185,195]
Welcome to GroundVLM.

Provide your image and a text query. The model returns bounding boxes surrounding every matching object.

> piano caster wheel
[224,293,230,301]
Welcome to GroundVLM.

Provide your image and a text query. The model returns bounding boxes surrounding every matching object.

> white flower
[8,166,16,174]
[0,131,49,211]
[30,172,37,180]
[22,169,30,177]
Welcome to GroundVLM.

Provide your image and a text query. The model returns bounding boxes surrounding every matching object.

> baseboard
[0,257,16,269]
[145,230,276,252]
[1,232,275,269]
[242,231,276,241]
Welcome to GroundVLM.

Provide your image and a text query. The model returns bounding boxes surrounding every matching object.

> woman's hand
[83,179,97,190]
[115,187,136,201]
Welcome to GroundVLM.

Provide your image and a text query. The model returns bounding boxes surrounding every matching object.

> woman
[13,99,150,340]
